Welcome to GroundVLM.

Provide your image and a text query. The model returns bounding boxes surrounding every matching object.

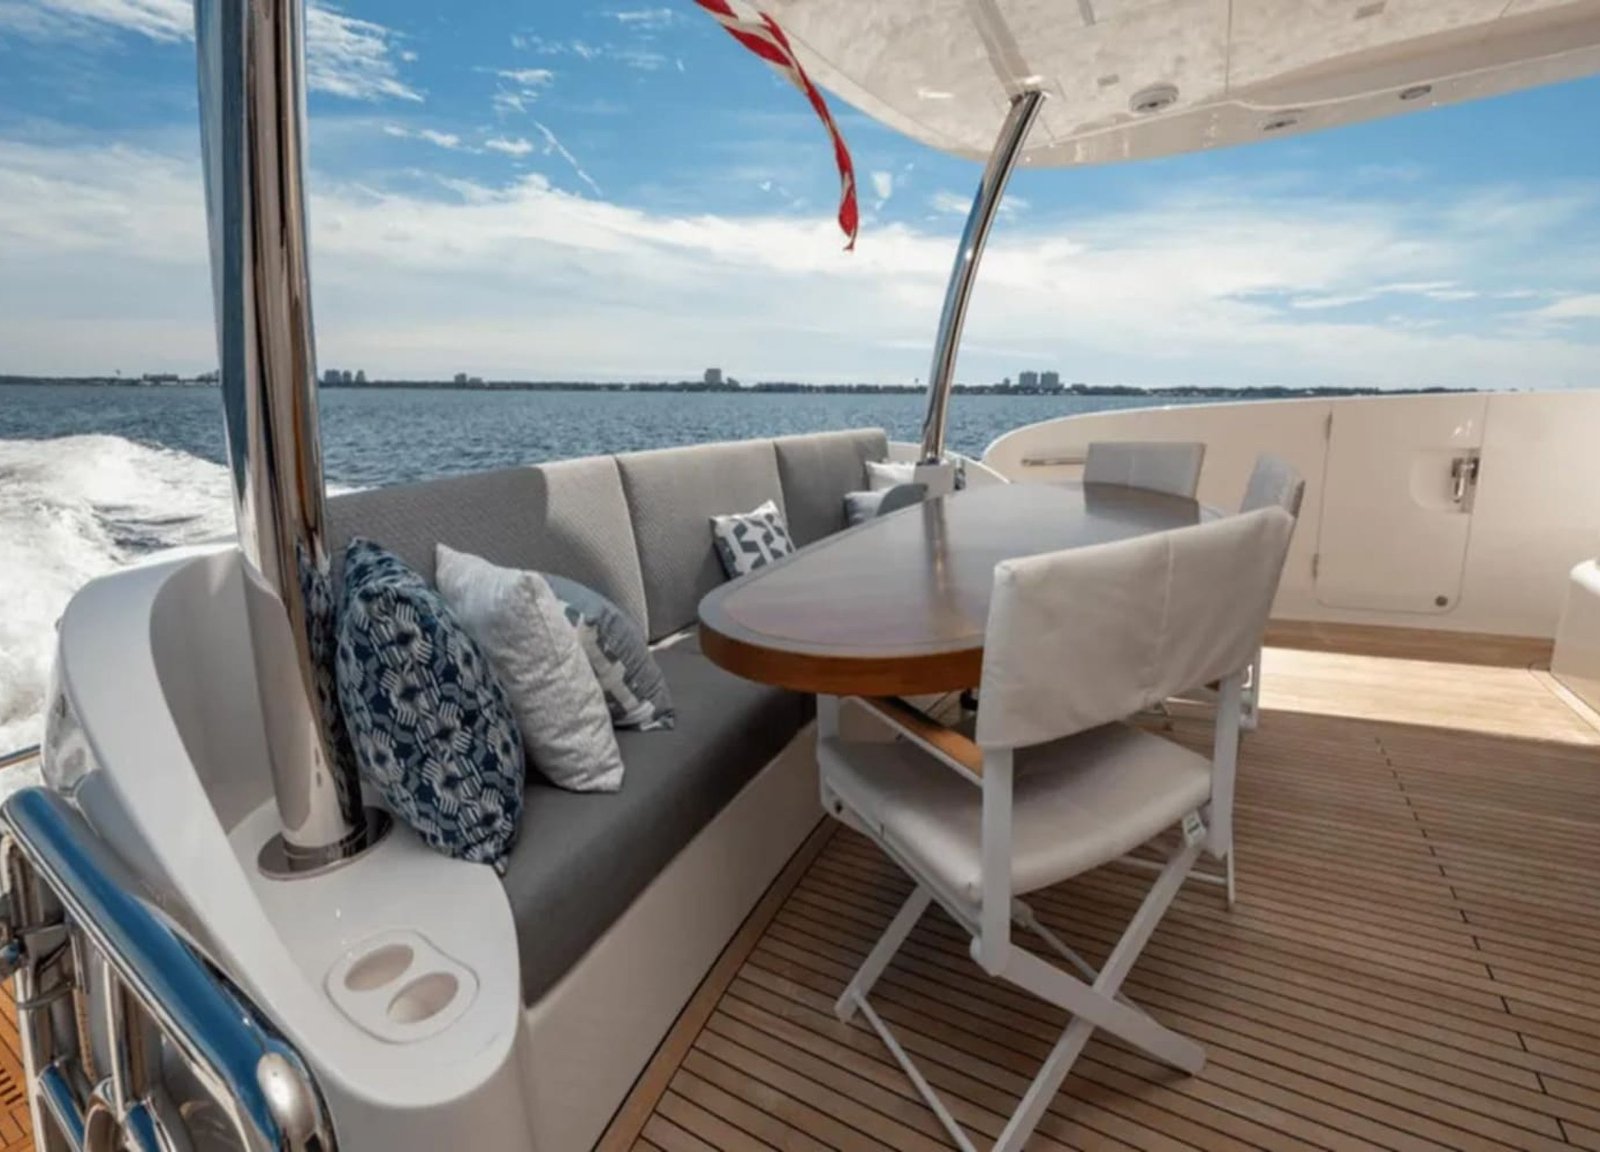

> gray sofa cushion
[774,429,889,546]
[327,455,650,630]
[502,646,806,1004]
[617,440,787,640]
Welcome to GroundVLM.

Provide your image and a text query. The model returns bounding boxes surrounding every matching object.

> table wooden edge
[697,615,983,697]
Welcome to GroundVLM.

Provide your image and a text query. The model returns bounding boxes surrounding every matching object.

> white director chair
[817,506,1296,1152]
[1083,440,1207,498]
[1237,454,1305,730]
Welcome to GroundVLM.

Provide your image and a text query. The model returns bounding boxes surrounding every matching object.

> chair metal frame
[816,674,1244,1152]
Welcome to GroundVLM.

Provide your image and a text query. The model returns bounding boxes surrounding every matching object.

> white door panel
[1315,394,1487,614]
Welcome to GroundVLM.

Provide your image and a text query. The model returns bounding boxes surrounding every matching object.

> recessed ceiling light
[1129,83,1179,114]
[1399,84,1433,101]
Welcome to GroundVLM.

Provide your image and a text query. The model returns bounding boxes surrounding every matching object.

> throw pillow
[711,499,795,579]
[436,545,625,793]
[845,482,930,526]
[336,539,524,873]
[544,574,675,730]
[844,489,888,526]
[866,460,917,491]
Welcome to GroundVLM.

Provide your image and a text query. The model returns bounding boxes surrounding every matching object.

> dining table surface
[697,480,1216,698]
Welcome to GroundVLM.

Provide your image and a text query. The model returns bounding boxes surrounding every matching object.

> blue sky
[1,1,1598,389]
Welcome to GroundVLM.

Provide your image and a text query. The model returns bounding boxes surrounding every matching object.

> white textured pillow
[435,545,624,793]
[866,460,917,491]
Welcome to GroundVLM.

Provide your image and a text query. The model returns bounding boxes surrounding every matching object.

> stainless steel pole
[195,0,387,875]
[918,90,1047,463]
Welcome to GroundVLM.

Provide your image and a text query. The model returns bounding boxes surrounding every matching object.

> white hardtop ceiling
[754,0,1600,165]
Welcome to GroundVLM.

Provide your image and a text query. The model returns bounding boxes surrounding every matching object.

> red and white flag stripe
[693,0,859,249]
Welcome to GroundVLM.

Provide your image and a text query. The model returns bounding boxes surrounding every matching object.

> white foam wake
[0,435,236,763]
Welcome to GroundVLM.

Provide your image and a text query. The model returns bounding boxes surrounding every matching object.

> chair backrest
[974,506,1295,750]
[1083,441,1206,499]
[1241,454,1304,516]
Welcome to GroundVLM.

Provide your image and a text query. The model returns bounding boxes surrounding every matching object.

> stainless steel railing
[0,787,337,1151]
[0,746,40,773]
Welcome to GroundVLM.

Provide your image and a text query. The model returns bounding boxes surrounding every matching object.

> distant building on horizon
[704,367,724,387]
[1041,370,1061,390]
[1019,370,1040,389]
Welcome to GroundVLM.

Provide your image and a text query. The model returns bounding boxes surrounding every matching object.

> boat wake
[0,435,237,769]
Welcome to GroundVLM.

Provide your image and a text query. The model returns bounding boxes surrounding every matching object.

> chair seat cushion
[821,722,1211,904]
[501,646,807,1004]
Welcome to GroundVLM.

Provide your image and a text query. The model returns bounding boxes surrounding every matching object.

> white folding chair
[817,506,1295,1152]
[1083,440,1206,498]
[1237,455,1305,729]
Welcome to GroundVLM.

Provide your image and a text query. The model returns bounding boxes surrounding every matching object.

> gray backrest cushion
[617,439,787,639]
[327,455,650,630]
[773,428,889,546]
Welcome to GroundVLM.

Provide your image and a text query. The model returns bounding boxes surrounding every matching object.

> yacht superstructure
[0,2,1597,1151]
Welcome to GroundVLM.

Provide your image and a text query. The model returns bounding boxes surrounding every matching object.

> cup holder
[388,972,461,1024]
[326,931,476,1042]
[344,943,413,991]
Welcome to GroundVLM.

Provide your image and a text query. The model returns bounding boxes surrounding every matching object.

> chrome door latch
[1450,455,1481,506]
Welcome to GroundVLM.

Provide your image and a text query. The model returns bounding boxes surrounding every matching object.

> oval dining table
[698,481,1217,701]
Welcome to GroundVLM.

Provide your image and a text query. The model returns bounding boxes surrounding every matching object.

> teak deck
[602,648,1600,1152]
[3,647,1599,1152]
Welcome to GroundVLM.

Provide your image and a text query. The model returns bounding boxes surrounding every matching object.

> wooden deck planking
[0,649,1596,1152]
[608,651,1600,1152]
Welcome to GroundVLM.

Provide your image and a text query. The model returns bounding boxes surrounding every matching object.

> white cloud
[1531,294,1600,323]
[531,121,601,197]
[1,135,1597,393]
[870,171,894,204]
[498,67,554,87]
[0,0,420,102]
[607,7,677,30]
[485,136,534,157]
[383,125,464,150]
[304,6,420,102]
[512,33,664,70]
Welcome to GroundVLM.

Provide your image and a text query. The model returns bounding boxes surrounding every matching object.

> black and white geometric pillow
[336,538,525,874]
[711,499,796,579]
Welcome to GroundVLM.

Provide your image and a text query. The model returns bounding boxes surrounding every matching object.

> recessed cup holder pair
[326,930,477,1042]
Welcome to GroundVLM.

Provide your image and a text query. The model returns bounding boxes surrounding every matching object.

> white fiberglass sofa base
[1553,558,1600,714]
[519,725,820,1152]
[46,543,827,1152]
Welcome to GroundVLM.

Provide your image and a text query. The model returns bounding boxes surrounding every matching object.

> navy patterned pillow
[336,538,525,873]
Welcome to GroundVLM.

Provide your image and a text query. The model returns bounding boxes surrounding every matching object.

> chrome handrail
[1,787,337,1151]
[0,746,40,772]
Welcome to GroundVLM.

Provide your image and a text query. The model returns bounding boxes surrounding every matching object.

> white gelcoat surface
[1554,559,1600,711]
[755,0,1600,164]
[982,390,1600,639]
[53,547,531,1151]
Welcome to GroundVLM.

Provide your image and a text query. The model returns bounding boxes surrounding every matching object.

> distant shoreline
[0,376,1471,400]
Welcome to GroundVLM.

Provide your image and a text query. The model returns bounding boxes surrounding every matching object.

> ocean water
[0,382,1191,753]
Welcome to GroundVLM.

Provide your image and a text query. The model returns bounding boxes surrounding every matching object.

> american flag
[693,0,859,249]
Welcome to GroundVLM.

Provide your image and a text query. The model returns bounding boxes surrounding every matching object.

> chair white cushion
[436,545,625,793]
[821,723,1211,903]
[1083,441,1205,499]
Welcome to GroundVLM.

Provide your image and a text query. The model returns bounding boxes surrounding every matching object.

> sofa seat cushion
[502,645,807,1004]
[774,429,889,546]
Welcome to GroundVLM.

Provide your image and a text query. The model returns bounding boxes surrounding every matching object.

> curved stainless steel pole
[919,89,1047,463]
[196,0,386,875]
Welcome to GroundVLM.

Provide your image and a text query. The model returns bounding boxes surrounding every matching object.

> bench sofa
[326,427,889,1149]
